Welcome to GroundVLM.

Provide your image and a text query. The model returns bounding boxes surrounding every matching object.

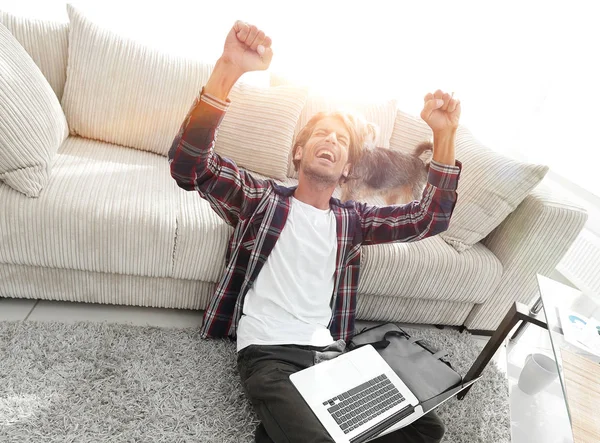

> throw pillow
[390,110,549,252]
[0,10,69,101]
[288,94,398,178]
[389,109,433,154]
[61,4,213,157]
[214,84,308,180]
[0,22,69,197]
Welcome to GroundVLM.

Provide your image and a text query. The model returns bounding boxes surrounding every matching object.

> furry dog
[340,141,433,205]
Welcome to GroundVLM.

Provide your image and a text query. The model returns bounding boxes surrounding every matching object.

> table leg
[509,296,545,342]
[458,301,548,400]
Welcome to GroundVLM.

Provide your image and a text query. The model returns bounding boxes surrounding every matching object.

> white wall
[0,0,580,156]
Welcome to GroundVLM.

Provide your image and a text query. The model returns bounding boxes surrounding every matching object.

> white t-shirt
[236,197,337,352]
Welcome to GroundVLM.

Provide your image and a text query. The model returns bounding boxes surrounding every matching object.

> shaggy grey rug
[0,321,509,442]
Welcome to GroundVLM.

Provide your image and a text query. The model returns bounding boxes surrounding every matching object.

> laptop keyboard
[322,374,405,434]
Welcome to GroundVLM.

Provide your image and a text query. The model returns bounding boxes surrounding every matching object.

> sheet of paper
[558,308,600,357]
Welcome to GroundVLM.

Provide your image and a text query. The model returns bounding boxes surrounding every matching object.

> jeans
[237,341,446,443]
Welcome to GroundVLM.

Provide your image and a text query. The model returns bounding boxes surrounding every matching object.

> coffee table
[536,275,600,442]
[460,274,600,442]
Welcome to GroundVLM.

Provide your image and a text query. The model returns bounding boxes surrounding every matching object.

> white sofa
[0,6,588,332]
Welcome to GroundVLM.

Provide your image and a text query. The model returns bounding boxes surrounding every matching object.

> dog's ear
[342,163,351,178]
[363,122,379,149]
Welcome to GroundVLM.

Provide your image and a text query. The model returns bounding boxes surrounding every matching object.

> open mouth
[316,149,335,163]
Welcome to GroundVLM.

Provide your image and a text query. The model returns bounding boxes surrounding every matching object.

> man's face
[295,117,352,185]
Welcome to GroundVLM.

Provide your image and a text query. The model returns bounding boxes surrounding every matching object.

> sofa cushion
[390,110,549,252]
[0,10,69,101]
[61,4,213,157]
[359,237,502,304]
[0,22,69,198]
[390,109,433,153]
[172,190,232,283]
[214,83,308,180]
[287,93,398,178]
[0,136,177,277]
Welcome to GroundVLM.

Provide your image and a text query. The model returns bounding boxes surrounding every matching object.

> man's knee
[431,417,446,441]
[423,413,445,441]
[400,412,445,443]
[254,423,274,443]
[243,361,296,401]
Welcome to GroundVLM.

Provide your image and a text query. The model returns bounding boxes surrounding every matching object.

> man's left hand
[421,89,461,134]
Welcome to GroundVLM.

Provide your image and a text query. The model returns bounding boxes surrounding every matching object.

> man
[169,21,462,443]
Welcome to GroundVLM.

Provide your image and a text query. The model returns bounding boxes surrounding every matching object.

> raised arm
[358,89,463,245]
[168,22,274,228]
[357,160,461,244]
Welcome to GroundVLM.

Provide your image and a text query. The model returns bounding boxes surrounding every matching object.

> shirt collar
[271,183,354,209]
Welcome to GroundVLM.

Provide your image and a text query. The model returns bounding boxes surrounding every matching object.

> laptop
[290,344,480,443]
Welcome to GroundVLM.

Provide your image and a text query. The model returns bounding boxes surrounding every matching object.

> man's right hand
[222,21,273,76]
[204,22,273,100]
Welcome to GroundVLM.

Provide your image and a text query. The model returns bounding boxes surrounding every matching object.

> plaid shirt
[168,90,462,343]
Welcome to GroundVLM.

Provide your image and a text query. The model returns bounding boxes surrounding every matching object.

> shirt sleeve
[355,160,462,245]
[168,89,268,228]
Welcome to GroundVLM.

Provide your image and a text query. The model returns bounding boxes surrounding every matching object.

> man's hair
[292,111,376,181]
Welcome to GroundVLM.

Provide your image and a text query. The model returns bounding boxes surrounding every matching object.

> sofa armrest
[464,184,588,331]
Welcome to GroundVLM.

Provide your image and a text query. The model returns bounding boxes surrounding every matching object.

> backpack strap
[431,350,449,360]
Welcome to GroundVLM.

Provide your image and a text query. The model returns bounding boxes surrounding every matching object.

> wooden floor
[561,349,600,443]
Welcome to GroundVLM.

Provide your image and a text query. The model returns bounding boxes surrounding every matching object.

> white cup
[517,353,559,395]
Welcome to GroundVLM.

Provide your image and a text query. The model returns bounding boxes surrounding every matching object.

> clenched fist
[421,90,461,134]
[222,21,274,75]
